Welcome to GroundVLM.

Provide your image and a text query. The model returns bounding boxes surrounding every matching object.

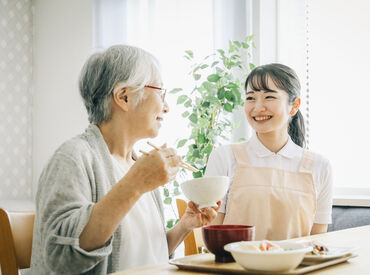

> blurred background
[0,0,369,223]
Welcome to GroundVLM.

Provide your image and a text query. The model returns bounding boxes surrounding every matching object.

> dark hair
[244,63,306,147]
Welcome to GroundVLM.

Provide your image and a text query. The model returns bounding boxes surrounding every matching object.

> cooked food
[310,242,329,255]
[239,240,284,252]
[259,240,284,252]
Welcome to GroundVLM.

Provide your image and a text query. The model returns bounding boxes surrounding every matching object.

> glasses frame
[144,85,167,101]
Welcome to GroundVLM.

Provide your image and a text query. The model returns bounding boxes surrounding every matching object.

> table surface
[112,225,370,275]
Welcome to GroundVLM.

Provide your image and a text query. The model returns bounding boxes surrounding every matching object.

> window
[277,0,370,203]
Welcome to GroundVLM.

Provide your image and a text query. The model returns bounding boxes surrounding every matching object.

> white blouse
[205,133,333,224]
[111,156,169,270]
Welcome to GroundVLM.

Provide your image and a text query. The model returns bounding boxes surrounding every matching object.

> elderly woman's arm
[79,148,180,251]
[166,201,220,255]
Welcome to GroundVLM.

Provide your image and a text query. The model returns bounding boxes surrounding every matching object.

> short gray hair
[79,45,161,124]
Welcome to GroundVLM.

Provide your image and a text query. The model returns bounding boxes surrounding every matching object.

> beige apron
[223,142,317,240]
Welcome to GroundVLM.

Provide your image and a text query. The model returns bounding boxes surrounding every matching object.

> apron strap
[231,142,251,166]
[298,150,316,173]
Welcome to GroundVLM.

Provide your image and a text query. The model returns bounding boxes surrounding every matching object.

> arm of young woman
[310,223,328,235]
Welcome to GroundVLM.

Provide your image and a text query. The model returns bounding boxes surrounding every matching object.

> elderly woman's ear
[113,84,129,111]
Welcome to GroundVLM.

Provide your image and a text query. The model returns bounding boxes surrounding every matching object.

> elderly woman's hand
[126,144,181,194]
[179,201,221,231]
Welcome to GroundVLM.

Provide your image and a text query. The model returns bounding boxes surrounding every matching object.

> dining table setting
[111,224,370,275]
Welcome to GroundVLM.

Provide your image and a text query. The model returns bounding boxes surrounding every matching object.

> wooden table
[112,225,370,274]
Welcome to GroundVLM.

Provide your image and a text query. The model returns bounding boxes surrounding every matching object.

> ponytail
[288,109,306,147]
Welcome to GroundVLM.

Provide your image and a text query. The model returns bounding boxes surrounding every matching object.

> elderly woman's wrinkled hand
[127,144,181,194]
[180,201,221,231]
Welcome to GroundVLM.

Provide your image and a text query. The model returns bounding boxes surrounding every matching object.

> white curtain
[93,0,253,153]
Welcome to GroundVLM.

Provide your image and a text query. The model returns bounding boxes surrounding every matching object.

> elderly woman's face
[130,79,169,138]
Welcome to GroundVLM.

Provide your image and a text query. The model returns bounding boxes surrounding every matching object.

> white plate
[303,246,358,261]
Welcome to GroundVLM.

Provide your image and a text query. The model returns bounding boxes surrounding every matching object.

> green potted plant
[172,36,255,176]
[163,36,255,229]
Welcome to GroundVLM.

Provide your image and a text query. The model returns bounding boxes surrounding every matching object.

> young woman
[205,63,333,240]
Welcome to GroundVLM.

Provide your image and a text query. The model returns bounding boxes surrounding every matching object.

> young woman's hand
[180,201,221,231]
[126,144,181,194]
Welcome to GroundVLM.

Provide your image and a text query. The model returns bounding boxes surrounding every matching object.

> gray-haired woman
[28,45,220,274]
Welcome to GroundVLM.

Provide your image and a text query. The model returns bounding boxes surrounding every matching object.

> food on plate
[310,242,329,255]
[259,240,284,251]
[239,240,284,252]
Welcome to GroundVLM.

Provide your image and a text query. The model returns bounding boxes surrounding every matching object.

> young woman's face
[244,77,293,135]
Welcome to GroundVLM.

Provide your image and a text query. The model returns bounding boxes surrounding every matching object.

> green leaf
[192,149,200,158]
[184,100,192,108]
[223,103,233,112]
[182,111,190,118]
[177,95,188,104]
[200,64,208,69]
[163,188,169,197]
[164,197,172,205]
[234,41,241,47]
[194,74,201,80]
[173,180,179,187]
[229,41,236,53]
[217,87,225,99]
[198,118,209,128]
[207,74,221,82]
[192,171,203,178]
[175,218,180,224]
[230,54,240,60]
[166,219,174,228]
[217,49,225,56]
[249,63,256,70]
[185,50,194,58]
[201,101,210,108]
[211,61,219,67]
[225,90,235,102]
[189,113,198,123]
[242,42,249,49]
[174,188,181,196]
[197,133,205,143]
[246,35,254,42]
[193,66,200,74]
[177,139,187,148]
[225,83,238,89]
[169,88,182,94]
[204,144,213,155]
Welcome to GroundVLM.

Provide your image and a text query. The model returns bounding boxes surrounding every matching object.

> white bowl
[224,241,313,272]
[180,176,229,209]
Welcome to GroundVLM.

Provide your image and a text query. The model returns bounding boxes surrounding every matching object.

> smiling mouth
[253,116,272,121]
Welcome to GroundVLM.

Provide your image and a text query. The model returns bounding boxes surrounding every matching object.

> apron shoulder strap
[231,142,251,166]
[298,149,316,173]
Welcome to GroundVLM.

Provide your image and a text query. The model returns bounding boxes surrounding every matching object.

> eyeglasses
[144,85,167,101]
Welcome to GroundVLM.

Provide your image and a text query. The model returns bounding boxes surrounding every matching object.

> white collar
[248,132,302,159]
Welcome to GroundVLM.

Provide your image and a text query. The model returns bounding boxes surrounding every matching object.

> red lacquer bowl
[202,225,255,262]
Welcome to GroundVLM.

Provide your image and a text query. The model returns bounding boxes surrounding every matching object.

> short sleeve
[313,156,334,224]
[205,145,234,213]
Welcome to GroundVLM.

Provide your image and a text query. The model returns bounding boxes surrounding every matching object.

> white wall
[309,0,370,188]
[32,0,93,197]
[0,0,33,203]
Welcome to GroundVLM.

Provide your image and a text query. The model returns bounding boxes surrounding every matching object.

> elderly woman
[28,45,219,274]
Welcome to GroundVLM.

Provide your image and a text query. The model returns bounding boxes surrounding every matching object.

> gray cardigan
[28,125,166,274]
